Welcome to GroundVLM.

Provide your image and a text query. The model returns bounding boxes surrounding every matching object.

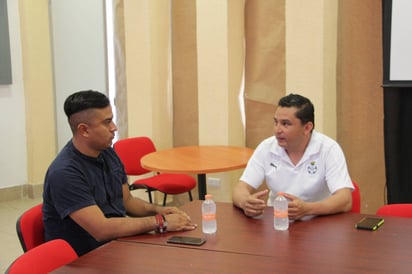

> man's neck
[285,134,312,166]
[72,138,100,158]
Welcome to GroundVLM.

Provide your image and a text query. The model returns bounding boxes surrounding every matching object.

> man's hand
[157,207,197,231]
[242,189,269,217]
[158,206,188,217]
[163,212,198,231]
[283,193,308,220]
[283,188,352,220]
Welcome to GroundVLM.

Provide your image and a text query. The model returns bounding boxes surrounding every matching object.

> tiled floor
[0,197,43,273]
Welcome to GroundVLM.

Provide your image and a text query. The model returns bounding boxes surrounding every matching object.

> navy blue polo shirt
[43,141,128,256]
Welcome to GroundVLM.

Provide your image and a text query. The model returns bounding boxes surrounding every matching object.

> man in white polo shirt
[232,93,353,220]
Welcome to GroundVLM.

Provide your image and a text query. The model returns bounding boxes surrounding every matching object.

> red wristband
[155,214,167,233]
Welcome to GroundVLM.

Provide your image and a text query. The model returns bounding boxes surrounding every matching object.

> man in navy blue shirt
[43,90,197,256]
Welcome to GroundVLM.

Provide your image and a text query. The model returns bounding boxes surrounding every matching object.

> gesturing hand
[242,189,269,217]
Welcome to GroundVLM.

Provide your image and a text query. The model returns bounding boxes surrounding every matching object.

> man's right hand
[165,213,197,232]
[241,189,269,217]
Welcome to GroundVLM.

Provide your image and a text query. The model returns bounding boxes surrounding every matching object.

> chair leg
[147,190,153,204]
[188,191,193,201]
[162,194,168,206]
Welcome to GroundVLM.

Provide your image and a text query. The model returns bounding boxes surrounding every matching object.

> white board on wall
[390,0,412,81]
[50,0,108,150]
[383,0,412,86]
[0,0,12,84]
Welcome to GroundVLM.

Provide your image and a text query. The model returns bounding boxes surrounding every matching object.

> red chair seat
[134,173,196,194]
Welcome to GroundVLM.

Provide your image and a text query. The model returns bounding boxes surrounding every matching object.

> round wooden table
[141,145,254,199]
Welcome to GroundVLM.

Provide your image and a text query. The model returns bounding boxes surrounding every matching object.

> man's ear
[77,123,89,137]
[304,122,314,134]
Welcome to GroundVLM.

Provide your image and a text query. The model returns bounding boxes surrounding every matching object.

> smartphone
[166,236,206,246]
[355,217,384,231]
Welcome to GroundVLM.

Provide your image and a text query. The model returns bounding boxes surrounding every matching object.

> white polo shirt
[240,131,353,206]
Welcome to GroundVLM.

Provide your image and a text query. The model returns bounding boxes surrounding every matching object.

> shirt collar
[271,131,320,160]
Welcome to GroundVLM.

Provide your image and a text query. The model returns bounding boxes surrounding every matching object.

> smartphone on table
[166,236,206,246]
[355,217,384,231]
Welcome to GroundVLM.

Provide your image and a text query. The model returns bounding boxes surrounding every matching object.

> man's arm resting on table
[70,184,197,241]
[121,183,161,217]
[284,188,353,220]
[70,205,158,242]
[121,183,192,219]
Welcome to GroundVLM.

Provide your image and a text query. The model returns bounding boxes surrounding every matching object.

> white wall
[0,0,28,188]
[0,0,108,190]
[50,0,108,150]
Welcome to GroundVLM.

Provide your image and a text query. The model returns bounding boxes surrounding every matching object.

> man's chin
[277,140,287,148]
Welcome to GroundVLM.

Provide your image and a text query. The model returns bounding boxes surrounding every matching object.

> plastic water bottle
[202,194,217,234]
[273,192,289,231]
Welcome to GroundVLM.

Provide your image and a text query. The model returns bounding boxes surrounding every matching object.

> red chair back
[113,136,195,205]
[5,239,78,274]
[351,181,361,213]
[113,136,156,175]
[16,203,45,252]
[376,203,412,217]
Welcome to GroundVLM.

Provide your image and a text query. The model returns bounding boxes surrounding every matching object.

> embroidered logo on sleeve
[270,162,278,170]
[307,161,317,174]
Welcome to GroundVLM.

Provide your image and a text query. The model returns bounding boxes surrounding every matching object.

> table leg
[197,174,207,200]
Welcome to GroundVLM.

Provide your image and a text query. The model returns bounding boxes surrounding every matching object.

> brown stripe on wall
[337,0,385,213]
[172,0,199,147]
[244,0,286,148]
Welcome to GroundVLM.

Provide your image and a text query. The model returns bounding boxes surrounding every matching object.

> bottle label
[274,210,288,218]
[202,213,216,221]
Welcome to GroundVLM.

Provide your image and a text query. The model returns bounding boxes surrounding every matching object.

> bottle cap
[277,192,284,196]
[205,194,213,200]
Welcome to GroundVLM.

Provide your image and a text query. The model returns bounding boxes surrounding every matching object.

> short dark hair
[64,90,110,119]
[278,93,314,127]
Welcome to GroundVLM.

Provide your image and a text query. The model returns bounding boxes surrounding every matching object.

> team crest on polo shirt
[307,161,317,174]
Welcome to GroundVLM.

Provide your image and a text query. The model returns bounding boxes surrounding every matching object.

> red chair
[5,239,78,274]
[114,136,196,206]
[16,203,45,252]
[351,181,361,213]
[376,203,412,217]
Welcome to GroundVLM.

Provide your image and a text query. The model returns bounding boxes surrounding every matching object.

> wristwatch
[155,214,168,233]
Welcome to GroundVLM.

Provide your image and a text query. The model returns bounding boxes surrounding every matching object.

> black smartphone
[355,217,384,231]
[166,236,206,246]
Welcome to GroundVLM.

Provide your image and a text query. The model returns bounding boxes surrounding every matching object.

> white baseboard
[0,184,43,202]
